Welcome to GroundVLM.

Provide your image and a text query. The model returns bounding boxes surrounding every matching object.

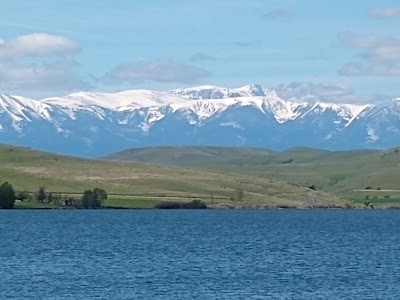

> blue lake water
[1,210,400,299]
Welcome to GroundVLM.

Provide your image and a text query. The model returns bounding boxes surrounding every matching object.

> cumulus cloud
[367,7,400,18]
[339,62,400,77]
[0,59,90,92]
[263,9,296,20]
[190,52,217,62]
[0,33,86,96]
[103,59,210,84]
[338,31,400,77]
[0,33,79,60]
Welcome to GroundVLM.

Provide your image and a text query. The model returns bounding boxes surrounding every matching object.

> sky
[0,0,399,102]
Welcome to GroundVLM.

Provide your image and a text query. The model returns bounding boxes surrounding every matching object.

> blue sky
[1,0,399,101]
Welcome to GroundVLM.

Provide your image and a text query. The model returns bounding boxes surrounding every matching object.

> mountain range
[1,84,399,157]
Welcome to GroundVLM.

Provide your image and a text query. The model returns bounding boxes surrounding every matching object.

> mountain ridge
[0,84,399,156]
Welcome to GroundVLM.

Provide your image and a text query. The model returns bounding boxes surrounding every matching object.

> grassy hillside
[0,144,345,209]
[106,146,277,168]
[106,146,400,208]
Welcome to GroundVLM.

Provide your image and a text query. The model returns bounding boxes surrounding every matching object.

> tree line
[0,181,108,209]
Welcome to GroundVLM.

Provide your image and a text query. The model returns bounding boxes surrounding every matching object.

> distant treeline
[0,181,108,209]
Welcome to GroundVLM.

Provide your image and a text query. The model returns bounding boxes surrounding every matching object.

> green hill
[106,146,277,168]
[106,146,400,208]
[0,144,345,209]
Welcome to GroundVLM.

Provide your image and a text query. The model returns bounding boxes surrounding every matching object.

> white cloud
[339,62,400,77]
[0,59,90,93]
[364,47,400,61]
[263,9,296,20]
[338,31,400,49]
[0,33,86,96]
[103,59,210,84]
[338,31,400,77]
[0,33,79,60]
[367,7,400,18]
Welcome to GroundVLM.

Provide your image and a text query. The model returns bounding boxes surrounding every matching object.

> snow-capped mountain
[0,85,398,157]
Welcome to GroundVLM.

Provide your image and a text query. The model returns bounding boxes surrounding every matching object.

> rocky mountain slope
[0,84,398,156]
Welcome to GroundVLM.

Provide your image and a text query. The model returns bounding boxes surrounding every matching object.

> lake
[1,210,400,299]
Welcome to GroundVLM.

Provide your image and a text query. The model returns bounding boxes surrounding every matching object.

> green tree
[36,186,47,203]
[82,189,101,209]
[93,188,108,204]
[0,182,16,209]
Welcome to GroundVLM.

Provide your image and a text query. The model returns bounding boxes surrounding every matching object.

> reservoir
[1,210,400,299]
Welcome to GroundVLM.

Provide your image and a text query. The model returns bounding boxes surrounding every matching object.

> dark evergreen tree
[0,182,16,209]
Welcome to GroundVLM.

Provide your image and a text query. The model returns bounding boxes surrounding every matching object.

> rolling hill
[106,146,400,207]
[0,144,346,209]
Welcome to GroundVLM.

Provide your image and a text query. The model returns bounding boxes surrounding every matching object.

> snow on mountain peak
[43,90,188,111]
[234,84,265,97]
[0,94,52,124]
[167,85,240,99]
[2,85,400,156]
[0,85,396,138]
[167,84,266,99]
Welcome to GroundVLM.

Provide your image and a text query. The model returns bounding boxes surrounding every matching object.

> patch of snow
[118,119,129,125]
[367,128,379,142]
[301,101,373,126]
[139,122,151,133]
[220,122,243,129]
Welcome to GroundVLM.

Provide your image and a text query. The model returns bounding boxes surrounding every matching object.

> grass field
[106,146,400,208]
[0,144,347,209]
[14,198,160,209]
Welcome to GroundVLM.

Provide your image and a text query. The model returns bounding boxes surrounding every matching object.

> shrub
[16,190,31,201]
[181,200,207,209]
[234,187,244,202]
[154,200,207,209]
[365,186,372,190]
[51,193,63,205]
[154,201,182,209]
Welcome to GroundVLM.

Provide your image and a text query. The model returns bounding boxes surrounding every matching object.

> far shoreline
[8,205,400,211]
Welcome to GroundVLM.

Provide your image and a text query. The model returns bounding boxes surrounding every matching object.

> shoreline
[8,205,400,210]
